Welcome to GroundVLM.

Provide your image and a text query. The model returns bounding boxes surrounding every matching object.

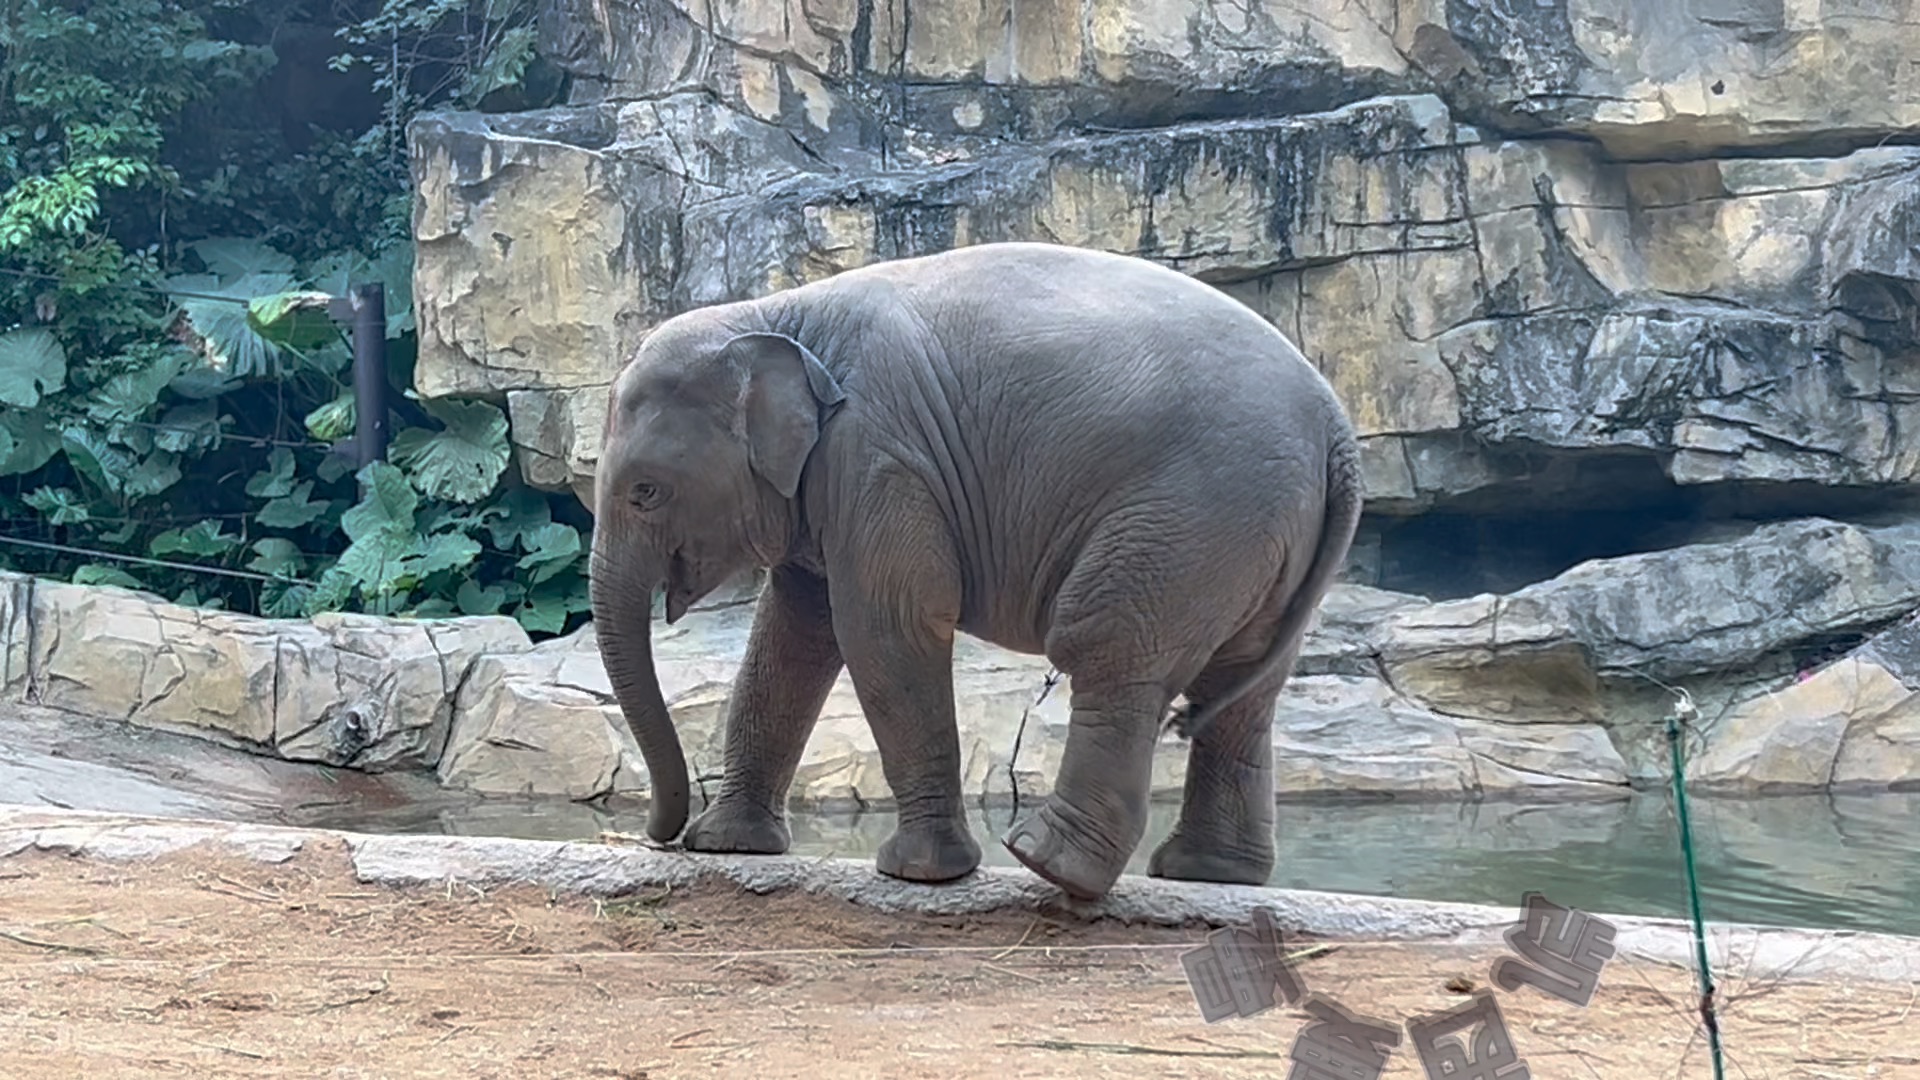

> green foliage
[0,0,587,639]
[389,398,511,504]
[0,327,67,406]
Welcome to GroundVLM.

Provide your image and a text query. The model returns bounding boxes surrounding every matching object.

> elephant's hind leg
[1146,619,1298,886]
[683,566,844,856]
[1005,514,1272,900]
[1002,680,1169,900]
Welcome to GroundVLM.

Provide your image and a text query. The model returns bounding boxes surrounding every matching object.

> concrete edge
[4,803,1917,985]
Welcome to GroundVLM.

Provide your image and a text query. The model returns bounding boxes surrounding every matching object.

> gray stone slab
[3,804,1915,985]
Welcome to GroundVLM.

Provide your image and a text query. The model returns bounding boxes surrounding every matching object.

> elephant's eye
[629,481,668,512]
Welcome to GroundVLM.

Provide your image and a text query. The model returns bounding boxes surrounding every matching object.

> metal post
[349,283,389,467]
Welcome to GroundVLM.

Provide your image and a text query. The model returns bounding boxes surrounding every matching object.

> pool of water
[417,791,1920,939]
[7,704,1917,938]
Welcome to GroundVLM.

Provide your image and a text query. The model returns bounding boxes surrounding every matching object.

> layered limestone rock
[1695,610,1920,791]
[409,57,1920,513]
[11,508,1920,800]
[431,592,1635,806]
[3,573,533,771]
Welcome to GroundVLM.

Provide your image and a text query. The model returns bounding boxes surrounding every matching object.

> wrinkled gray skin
[591,242,1362,900]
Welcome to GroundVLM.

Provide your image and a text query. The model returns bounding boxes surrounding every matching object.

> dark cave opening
[1354,450,1920,601]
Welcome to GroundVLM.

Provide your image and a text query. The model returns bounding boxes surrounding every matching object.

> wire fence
[2,263,392,594]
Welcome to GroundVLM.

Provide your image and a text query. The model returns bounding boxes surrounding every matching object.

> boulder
[437,630,648,800]
[408,96,830,400]
[9,573,533,770]
[1695,611,1920,791]
[1378,518,1920,724]
[1416,0,1920,158]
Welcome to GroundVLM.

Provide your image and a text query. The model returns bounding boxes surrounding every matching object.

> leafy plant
[0,0,586,639]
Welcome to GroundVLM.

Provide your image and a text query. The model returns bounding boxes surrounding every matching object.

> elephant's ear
[721,332,847,499]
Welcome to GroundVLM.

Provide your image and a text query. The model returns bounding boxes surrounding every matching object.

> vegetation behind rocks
[0,0,591,636]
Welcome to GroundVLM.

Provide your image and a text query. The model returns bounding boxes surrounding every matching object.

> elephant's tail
[1164,412,1364,742]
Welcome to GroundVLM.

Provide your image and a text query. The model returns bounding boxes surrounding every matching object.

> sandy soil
[0,841,1914,1079]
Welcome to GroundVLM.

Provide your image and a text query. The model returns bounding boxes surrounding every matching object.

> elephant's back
[872,244,1338,444]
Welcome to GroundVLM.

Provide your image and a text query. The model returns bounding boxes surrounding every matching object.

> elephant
[589,241,1363,901]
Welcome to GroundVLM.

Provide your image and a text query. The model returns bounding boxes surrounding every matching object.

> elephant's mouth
[663,548,701,625]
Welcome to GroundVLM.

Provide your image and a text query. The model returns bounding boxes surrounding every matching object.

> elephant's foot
[1146,830,1273,887]
[682,797,790,855]
[876,817,981,883]
[1002,798,1132,901]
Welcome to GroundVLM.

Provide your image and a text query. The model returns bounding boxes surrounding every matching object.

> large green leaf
[0,327,67,408]
[168,270,299,377]
[456,578,509,616]
[515,572,590,635]
[150,520,241,558]
[0,408,60,476]
[248,290,341,353]
[306,243,415,340]
[457,24,537,107]
[333,527,419,599]
[374,242,416,339]
[86,349,188,421]
[190,237,296,279]
[301,565,358,617]
[262,577,314,618]
[517,522,582,584]
[59,424,136,494]
[165,366,244,400]
[482,486,551,550]
[388,398,511,505]
[342,460,418,540]
[410,530,481,578]
[246,447,297,498]
[255,481,329,529]
[151,400,224,453]
[72,563,142,591]
[122,450,184,499]
[24,486,89,525]
[305,391,354,442]
[304,250,373,297]
[247,538,304,579]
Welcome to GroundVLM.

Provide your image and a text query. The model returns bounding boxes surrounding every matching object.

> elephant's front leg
[682,566,844,855]
[827,524,980,883]
[836,618,981,883]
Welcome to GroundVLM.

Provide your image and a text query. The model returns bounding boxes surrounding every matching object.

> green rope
[1664,691,1726,1080]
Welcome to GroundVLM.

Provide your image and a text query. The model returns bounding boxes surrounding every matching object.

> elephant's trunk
[590,544,689,843]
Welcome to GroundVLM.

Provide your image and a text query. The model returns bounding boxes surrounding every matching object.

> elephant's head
[589,308,846,843]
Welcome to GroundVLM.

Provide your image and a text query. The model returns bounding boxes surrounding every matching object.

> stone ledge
[4,804,1916,984]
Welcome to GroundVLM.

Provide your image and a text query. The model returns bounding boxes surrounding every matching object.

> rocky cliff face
[390,0,1920,801]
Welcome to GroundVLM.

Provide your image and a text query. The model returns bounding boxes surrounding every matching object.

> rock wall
[387,0,1920,800]
[13,1,1913,806]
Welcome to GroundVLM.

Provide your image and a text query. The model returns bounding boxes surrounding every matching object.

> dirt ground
[0,842,1914,1079]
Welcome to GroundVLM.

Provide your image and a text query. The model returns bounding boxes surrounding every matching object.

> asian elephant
[590,241,1362,901]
